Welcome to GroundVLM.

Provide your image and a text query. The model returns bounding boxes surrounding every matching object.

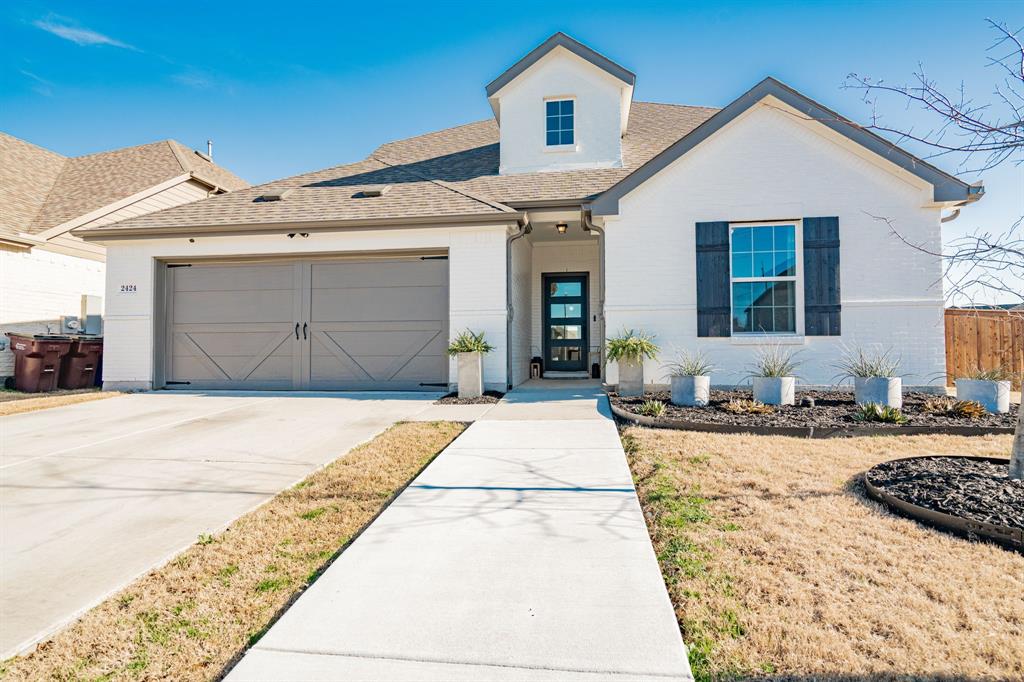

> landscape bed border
[609,402,1016,439]
[863,455,1023,551]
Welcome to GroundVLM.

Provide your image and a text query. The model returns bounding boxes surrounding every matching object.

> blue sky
[2,1,1021,299]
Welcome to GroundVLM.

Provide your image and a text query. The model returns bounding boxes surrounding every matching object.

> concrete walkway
[228,381,692,681]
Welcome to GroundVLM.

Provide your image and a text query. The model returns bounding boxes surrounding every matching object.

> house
[74,33,983,393]
[0,133,249,378]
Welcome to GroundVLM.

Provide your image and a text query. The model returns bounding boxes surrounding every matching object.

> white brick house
[76,33,982,393]
[0,134,248,378]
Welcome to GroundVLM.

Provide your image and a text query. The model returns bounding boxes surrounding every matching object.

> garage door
[165,257,448,390]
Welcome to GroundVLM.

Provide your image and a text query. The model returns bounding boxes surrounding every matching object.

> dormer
[486,33,635,175]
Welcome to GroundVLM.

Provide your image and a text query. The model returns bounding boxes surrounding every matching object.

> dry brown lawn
[0,388,120,416]
[0,421,466,682]
[623,427,1024,681]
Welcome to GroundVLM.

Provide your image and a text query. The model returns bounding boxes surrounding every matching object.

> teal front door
[543,273,588,372]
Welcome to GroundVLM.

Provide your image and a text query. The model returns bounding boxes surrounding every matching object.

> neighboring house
[76,33,983,392]
[0,133,248,377]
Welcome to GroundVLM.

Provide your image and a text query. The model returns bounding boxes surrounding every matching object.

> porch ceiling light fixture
[556,222,568,235]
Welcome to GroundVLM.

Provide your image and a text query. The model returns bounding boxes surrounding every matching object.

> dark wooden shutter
[696,221,731,337]
[802,216,841,336]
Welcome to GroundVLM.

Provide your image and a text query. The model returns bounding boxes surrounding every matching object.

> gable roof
[588,77,982,215]
[74,102,716,237]
[485,32,636,98]
[0,133,249,240]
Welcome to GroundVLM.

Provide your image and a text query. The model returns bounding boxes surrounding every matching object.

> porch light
[556,222,568,235]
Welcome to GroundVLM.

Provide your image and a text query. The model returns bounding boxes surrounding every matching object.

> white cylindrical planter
[752,377,795,406]
[617,360,644,397]
[457,352,483,399]
[956,379,1011,413]
[671,375,710,407]
[854,377,902,408]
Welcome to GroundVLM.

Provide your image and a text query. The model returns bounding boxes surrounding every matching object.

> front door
[543,273,588,372]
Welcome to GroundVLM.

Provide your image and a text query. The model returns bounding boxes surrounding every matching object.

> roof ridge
[372,118,495,157]
[371,153,514,213]
[165,139,192,175]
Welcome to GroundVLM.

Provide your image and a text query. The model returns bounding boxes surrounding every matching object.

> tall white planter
[618,360,644,397]
[854,377,902,408]
[956,379,1011,413]
[752,377,795,406]
[457,352,483,399]
[671,375,710,407]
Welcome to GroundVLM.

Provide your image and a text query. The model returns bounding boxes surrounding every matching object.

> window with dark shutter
[695,221,731,337]
[802,216,841,336]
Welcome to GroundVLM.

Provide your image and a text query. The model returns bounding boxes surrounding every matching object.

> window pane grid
[730,224,798,334]
[545,99,574,146]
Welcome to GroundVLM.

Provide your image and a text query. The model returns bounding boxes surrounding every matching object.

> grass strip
[0,389,120,416]
[624,427,1024,681]
[1,420,466,681]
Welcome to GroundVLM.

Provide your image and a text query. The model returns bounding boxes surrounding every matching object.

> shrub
[833,345,901,380]
[723,399,774,415]
[749,344,802,378]
[961,366,1014,382]
[636,399,666,417]
[922,396,986,419]
[447,330,495,356]
[665,350,714,377]
[606,329,660,363]
[851,402,908,424]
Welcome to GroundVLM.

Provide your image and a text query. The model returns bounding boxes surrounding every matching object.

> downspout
[940,208,961,223]
[506,220,531,389]
[582,208,606,380]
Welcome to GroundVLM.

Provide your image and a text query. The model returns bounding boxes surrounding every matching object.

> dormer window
[545,99,575,146]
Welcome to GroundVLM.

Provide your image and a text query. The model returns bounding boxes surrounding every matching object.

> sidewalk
[227,381,692,681]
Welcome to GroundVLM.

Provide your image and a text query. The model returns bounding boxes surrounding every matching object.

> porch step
[543,371,591,380]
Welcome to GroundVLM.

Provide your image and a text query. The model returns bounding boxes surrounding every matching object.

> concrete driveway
[0,390,441,658]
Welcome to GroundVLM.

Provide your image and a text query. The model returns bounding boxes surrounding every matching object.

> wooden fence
[945,308,1024,388]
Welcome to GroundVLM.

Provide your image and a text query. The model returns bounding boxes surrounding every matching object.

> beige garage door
[165,257,448,390]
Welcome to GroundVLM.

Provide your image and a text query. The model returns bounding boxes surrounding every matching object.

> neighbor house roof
[0,133,249,241]
[74,102,717,237]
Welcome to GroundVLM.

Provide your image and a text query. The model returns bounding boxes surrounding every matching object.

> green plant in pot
[748,343,802,406]
[447,330,495,399]
[606,329,659,397]
[833,344,903,408]
[664,350,714,407]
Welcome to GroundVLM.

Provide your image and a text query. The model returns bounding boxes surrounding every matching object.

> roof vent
[354,185,391,198]
[256,189,293,202]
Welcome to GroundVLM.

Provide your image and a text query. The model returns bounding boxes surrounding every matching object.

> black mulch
[609,389,1018,429]
[434,390,505,405]
[867,456,1023,531]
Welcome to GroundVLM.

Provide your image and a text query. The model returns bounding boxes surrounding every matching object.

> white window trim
[544,96,576,149]
[728,219,804,337]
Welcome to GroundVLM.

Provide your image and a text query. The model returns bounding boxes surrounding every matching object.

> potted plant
[606,329,659,397]
[664,350,713,407]
[447,330,495,399]
[749,344,802,406]
[956,367,1013,413]
[833,345,903,408]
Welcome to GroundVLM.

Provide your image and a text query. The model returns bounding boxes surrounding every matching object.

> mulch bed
[610,389,1018,429]
[434,390,505,405]
[866,456,1023,531]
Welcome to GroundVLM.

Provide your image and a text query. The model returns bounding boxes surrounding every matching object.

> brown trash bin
[60,336,104,389]
[5,333,74,393]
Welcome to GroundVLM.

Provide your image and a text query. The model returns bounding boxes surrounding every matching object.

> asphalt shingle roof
[0,133,249,239]
[76,101,719,234]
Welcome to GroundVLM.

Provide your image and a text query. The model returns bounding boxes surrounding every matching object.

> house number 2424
[120,284,138,293]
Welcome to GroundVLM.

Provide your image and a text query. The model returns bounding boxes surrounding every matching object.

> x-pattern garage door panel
[307,261,448,390]
[165,258,448,390]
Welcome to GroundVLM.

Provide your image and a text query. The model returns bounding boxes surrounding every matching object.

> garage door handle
[295,323,300,340]
[302,323,308,340]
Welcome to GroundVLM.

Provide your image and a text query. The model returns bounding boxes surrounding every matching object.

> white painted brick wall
[509,235,533,385]
[99,224,511,390]
[603,100,947,388]
[0,245,105,375]
[496,47,624,174]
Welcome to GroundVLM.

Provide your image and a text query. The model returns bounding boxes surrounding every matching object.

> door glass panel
[563,325,582,339]
[551,325,565,340]
[550,282,581,297]
[550,304,566,318]
[551,347,582,362]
